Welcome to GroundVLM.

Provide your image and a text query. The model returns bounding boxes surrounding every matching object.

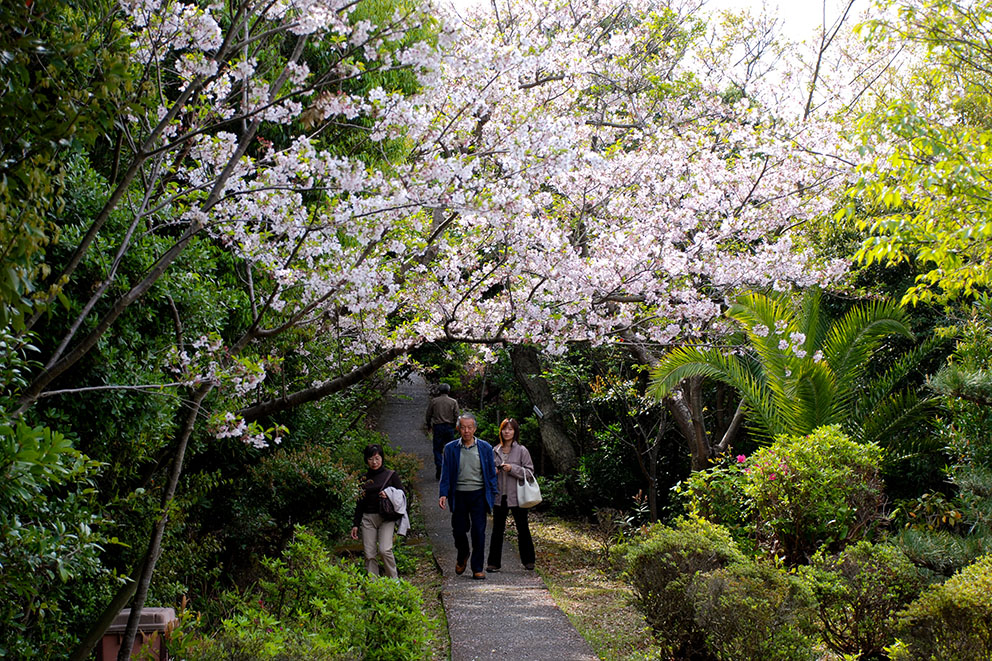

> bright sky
[705,0,870,41]
[444,0,870,42]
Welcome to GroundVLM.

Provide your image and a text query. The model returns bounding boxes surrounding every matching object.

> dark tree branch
[238,347,407,421]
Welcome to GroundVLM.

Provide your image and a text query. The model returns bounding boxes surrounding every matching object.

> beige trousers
[360,512,397,578]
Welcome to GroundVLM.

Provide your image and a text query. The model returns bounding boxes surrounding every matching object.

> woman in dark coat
[350,444,403,577]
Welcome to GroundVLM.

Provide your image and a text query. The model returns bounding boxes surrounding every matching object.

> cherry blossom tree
[417,0,857,469]
[45,0,447,656]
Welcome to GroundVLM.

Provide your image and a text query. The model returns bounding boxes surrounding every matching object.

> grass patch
[395,462,449,661]
[531,513,663,660]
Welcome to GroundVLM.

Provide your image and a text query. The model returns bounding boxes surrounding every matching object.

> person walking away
[438,413,498,579]
[350,444,404,578]
[487,418,536,572]
[425,383,459,480]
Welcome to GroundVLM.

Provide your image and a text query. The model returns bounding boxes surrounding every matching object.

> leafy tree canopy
[844,0,992,305]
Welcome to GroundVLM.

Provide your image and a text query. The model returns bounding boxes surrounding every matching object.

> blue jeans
[452,489,488,573]
[432,423,455,470]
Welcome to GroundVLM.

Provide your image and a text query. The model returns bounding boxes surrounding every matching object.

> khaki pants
[360,512,397,578]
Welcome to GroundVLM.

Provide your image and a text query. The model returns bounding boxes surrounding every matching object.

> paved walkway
[379,374,598,661]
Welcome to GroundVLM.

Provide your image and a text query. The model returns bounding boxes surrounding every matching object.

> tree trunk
[663,378,711,471]
[116,384,211,661]
[620,335,711,470]
[645,415,664,521]
[508,344,579,473]
[67,569,139,661]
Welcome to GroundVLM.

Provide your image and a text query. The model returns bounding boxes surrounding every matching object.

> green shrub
[0,419,110,658]
[892,303,992,574]
[888,553,992,660]
[744,425,885,563]
[230,444,359,553]
[362,577,430,660]
[894,526,991,576]
[381,449,422,494]
[571,431,647,511]
[692,559,816,661]
[151,469,227,606]
[169,528,431,660]
[619,517,744,658]
[540,473,579,516]
[803,540,926,659]
[676,453,752,547]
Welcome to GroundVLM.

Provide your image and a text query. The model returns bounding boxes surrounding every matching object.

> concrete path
[379,374,598,661]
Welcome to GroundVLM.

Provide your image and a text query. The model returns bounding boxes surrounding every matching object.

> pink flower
[768,473,777,480]
[736,454,747,463]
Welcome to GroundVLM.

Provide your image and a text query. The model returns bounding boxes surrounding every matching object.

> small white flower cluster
[211,412,273,449]
[789,332,807,358]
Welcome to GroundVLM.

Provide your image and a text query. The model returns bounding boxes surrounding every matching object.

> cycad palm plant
[648,289,940,444]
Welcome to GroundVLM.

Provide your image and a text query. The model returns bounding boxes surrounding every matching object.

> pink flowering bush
[676,453,753,550]
[744,425,886,564]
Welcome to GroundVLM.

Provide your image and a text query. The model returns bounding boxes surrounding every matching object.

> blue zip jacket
[439,437,499,511]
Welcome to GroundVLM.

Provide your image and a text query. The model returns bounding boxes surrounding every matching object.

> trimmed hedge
[888,553,992,660]
[803,540,925,658]
[692,560,816,661]
[620,517,744,658]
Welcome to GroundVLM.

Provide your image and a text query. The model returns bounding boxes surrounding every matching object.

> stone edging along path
[378,374,598,661]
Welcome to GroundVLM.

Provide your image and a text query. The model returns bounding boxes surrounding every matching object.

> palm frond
[826,299,913,395]
[791,361,841,434]
[648,345,785,437]
[651,289,929,448]
[728,293,791,334]
[856,389,942,453]
[797,287,830,352]
[729,293,797,385]
[648,346,737,399]
[851,332,949,422]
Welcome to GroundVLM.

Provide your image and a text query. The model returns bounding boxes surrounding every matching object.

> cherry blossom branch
[804,0,857,121]
[237,346,407,421]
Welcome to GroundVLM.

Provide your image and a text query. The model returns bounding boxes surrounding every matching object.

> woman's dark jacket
[352,467,403,527]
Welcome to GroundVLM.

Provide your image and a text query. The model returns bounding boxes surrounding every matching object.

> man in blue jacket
[438,412,499,579]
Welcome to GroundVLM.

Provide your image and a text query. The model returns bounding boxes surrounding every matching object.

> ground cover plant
[528,513,664,661]
[164,528,434,660]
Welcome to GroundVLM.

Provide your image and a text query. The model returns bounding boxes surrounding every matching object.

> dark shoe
[524,563,535,570]
[472,571,486,580]
[486,565,500,572]
[455,557,467,575]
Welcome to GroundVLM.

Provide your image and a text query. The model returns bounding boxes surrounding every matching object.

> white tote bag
[516,468,543,508]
